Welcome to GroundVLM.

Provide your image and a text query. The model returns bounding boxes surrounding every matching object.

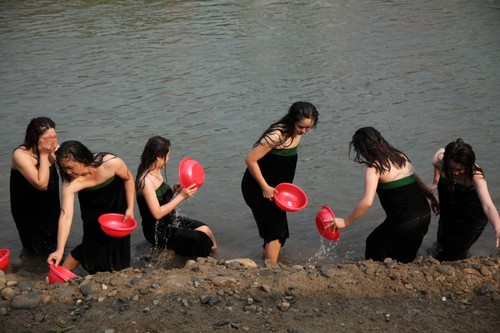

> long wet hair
[136,136,171,190]
[55,140,107,182]
[17,117,56,157]
[253,101,319,148]
[442,138,483,186]
[349,127,408,174]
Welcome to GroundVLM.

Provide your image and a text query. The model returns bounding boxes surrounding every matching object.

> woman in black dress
[241,101,319,262]
[136,136,216,257]
[431,139,500,261]
[10,117,60,254]
[330,127,438,263]
[47,140,135,274]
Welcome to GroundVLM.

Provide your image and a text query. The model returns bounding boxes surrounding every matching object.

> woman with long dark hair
[431,139,500,261]
[330,127,438,263]
[241,101,319,262]
[47,140,135,274]
[135,136,216,257]
[10,117,60,254]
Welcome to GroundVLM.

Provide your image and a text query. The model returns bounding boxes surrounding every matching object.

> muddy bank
[1,252,499,333]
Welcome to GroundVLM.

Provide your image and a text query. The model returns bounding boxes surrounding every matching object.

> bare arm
[112,158,136,220]
[473,174,500,247]
[47,184,76,266]
[142,178,197,220]
[244,137,276,200]
[335,166,379,228]
[11,133,58,190]
[12,148,52,190]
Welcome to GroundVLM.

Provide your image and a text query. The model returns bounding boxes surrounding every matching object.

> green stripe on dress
[85,176,115,191]
[378,174,416,190]
[156,182,168,196]
[269,146,298,156]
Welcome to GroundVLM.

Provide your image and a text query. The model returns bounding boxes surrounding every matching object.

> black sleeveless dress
[137,182,213,257]
[241,147,298,246]
[366,174,431,263]
[435,177,488,261]
[72,176,130,274]
[10,165,60,254]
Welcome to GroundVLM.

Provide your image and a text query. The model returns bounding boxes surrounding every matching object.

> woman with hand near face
[10,117,60,254]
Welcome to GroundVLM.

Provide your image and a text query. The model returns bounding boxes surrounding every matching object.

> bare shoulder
[11,147,35,168]
[431,148,445,168]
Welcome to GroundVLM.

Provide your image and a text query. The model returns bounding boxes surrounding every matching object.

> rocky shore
[1,252,499,333]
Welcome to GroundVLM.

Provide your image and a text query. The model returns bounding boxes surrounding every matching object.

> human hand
[123,208,135,222]
[180,184,198,199]
[47,250,63,267]
[431,199,440,215]
[262,185,275,201]
[326,217,348,229]
[38,133,58,154]
[428,184,437,193]
[173,183,181,193]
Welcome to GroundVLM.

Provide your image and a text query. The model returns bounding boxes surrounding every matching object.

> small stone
[278,301,290,312]
[10,293,40,310]
[1,287,18,301]
[436,265,455,276]
[260,284,271,293]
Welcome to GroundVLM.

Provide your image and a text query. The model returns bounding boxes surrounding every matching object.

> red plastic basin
[274,183,308,212]
[0,249,10,271]
[315,205,341,241]
[178,157,205,188]
[98,213,137,238]
[47,264,78,284]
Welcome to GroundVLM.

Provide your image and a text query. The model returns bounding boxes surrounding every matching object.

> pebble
[80,282,100,296]
[437,265,455,276]
[278,301,290,312]
[10,293,40,310]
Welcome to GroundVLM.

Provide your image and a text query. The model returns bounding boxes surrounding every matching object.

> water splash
[306,237,340,267]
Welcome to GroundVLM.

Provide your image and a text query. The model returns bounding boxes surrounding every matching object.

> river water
[1,0,499,274]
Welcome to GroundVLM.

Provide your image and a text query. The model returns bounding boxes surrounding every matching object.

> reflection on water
[1,0,499,276]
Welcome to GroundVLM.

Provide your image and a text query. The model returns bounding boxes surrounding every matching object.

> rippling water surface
[1,0,499,274]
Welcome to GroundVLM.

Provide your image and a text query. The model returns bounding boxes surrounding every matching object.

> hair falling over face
[349,127,407,174]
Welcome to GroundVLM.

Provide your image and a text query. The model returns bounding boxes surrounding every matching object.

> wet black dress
[241,147,298,246]
[10,165,60,254]
[137,182,213,257]
[366,175,431,263]
[72,176,130,274]
[435,178,488,261]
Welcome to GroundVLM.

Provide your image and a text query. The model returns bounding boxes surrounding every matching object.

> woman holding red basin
[47,140,135,274]
[241,101,319,262]
[136,136,216,257]
[329,127,438,263]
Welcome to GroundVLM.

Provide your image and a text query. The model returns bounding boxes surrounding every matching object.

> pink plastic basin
[98,213,137,238]
[274,183,308,212]
[178,157,205,188]
[315,205,341,241]
[47,264,78,284]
